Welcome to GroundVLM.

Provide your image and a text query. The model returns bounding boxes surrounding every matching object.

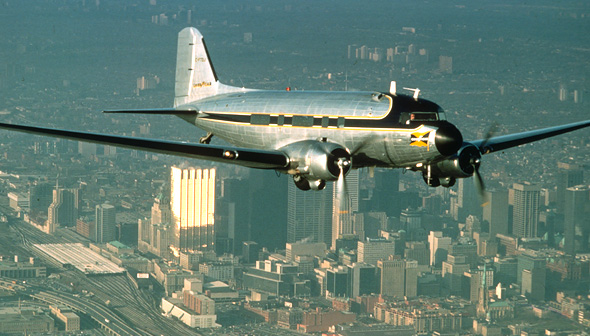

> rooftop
[34,243,125,275]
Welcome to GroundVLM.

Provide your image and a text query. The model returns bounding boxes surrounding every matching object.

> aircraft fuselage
[180,90,461,169]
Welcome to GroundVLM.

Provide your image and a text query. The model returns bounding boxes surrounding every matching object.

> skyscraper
[378,256,418,298]
[564,185,590,254]
[170,167,216,253]
[138,193,174,258]
[332,170,360,249]
[287,180,333,245]
[95,203,116,243]
[371,168,400,216]
[454,178,481,222]
[47,188,78,233]
[151,192,172,226]
[428,231,451,266]
[557,163,584,213]
[29,181,53,217]
[483,190,509,237]
[512,182,541,238]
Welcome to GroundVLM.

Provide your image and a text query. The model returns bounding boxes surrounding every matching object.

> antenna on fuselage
[389,81,397,96]
[403,87,421,100]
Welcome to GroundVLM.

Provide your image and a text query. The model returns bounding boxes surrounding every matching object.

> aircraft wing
[103,108,197,115]
[0,122,289,169]
[470,120,590,154]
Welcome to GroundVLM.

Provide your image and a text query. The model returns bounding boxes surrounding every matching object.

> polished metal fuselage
[179,90,447,169]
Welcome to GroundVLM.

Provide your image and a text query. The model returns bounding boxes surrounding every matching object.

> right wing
[469,120,590,154]
[0,122,289,169]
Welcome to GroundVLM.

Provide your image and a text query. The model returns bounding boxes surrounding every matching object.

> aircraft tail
[174,27,245,107]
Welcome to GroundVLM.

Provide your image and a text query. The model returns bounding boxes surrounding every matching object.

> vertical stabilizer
[174,27,245,107]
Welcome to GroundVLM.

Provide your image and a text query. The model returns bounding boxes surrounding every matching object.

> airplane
[0,27,588,200]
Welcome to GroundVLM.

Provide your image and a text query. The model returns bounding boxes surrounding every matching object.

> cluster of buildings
[1,154,589,334]
[345,27,456,75]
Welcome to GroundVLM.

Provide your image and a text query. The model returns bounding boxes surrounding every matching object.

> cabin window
[251,114,271,125]
[277,115,285,126]
[292,115,314,127]
[321,117,330,128]
[337,117,345,128]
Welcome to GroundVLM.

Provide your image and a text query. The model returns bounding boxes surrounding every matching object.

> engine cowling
[422,144,481,188]
[431,144,481,178]
[280,140,352,182]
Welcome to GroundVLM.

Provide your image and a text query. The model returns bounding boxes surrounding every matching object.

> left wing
[0,122,289,169]
[469,120,590,154]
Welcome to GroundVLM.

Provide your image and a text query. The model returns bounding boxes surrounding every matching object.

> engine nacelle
[430,144,481,178]
[280,140,352,182]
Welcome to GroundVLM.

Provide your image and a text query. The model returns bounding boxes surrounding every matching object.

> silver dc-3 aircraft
[1,27,589,198]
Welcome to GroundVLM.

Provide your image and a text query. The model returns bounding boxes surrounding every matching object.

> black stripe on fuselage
[198,93,444,130]
[199,112,430,129]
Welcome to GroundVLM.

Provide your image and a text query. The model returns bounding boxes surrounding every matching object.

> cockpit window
[400,111,440,124]
[410,112,438,121]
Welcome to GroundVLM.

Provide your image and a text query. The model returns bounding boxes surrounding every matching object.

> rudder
[174,28,240,107]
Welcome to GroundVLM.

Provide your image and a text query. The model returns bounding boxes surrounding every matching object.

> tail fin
[174,27,244,107]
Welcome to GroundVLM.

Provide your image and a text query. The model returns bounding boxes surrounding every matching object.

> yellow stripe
[200,95,393,120]
[201,118,432,133]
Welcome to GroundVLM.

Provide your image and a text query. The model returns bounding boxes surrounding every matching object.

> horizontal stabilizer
[0,122,289,169]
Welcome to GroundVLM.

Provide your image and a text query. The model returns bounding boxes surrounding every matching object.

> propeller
[332,136,380,213]
[334,155,352,240]
[471,123,497,206]
[470,155,488,206]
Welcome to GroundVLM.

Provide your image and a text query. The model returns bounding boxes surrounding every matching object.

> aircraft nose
[435,123,463,156]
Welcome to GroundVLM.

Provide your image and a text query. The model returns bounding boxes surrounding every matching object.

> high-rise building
[442,255,470,295]
[521,268,545,302]
[138,194,174,259]
[454,178,481,222]
[357,238,395,265]
[517,252,545,284]
[378,256,418,298]
[564,185,590,254]
[347,262,378,298]
[326,266,349,298]
[371,168,400,216]
[428,231,451,266]
[512,182,541,238]
[151,192,171,226]
[242,241,260,264]
[557,163,584,214]
[47,188,78,233]
[404,241,429,265]
[170,167,216,253]
[287,180,333,245]
[332,170,360,249]
[483,190,509,237]
[29,181,53,217]
[95,203,116,243]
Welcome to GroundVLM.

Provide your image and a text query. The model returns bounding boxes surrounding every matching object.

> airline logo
[410,130,431,148]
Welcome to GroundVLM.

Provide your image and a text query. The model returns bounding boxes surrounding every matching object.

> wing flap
[471,120,590,154]
[0,122,288,169]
